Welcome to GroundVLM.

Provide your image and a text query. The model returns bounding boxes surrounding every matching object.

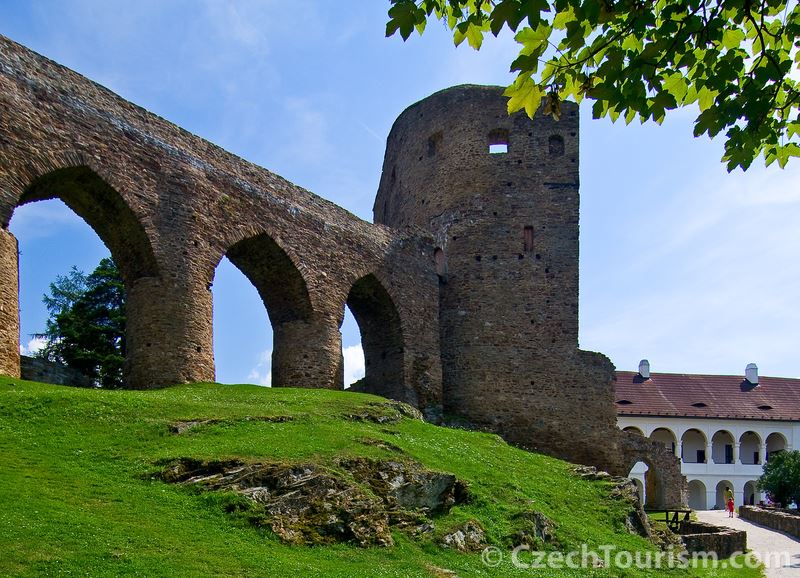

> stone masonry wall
[0,35,441,413]
[374,86,685,505]
[20,355,94,388]
[0,228,19,378]
[740,506,800,538]
[0,36,683,505]
[679,520,747,558]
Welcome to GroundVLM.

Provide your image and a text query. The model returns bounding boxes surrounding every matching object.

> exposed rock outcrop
[158,457,468,547]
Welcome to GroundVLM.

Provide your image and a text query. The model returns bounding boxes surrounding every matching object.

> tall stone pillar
[272,314,342,389]
[0,229,19,378]
[124,277,214,388]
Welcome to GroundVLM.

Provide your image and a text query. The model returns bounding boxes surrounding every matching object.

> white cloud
[343,343,365,388]
[247,349,272,387]
[9,201,84,240]
[245,344,365,388]
[580,156,800,378]
[19,336,47,356]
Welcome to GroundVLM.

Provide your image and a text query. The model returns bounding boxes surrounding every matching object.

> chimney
[745,363,759,385]
[638,359,650,379]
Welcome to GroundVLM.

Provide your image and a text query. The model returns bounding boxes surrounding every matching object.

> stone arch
[639,456,666,509]
[344,273,406,403]
[688,479,707,510]
[617,431,686,509]
[632,477,645,505]
[623,426,644,436]
[212,232,316,388]
[711,429,736,464]
[1,163,162,386]
[13,165,159,282]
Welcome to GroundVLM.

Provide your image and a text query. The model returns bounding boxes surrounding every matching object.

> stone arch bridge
[0,35,685,508]
[0,35,441,412]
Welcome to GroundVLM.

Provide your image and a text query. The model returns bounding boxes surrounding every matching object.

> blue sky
[3,1,800,383]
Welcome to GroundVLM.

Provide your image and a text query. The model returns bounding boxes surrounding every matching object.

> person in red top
[727,497,735,518]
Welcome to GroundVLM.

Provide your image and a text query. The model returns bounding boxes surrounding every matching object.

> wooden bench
[645,508,692,532]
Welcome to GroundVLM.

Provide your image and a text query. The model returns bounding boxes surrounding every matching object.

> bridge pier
[0,228,20,379]
[272,314,343,389]
[125,277,214,388]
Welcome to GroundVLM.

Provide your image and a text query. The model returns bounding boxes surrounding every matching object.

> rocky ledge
[158,457,468,547]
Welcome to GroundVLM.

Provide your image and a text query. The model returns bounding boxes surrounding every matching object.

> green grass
[0,378,763,577]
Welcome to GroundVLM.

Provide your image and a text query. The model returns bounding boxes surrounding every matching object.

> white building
[616,361,800,510]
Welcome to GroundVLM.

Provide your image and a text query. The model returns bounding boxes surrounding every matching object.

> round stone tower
[375,85,617,465]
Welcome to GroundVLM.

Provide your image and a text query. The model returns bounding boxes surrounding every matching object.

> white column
[759,442,767,465]
[733,442,740,465]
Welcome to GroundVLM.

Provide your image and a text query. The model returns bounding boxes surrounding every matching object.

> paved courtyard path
[696,510,800,577]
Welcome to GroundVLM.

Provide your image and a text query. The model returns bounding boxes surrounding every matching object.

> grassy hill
[0,377,761,577]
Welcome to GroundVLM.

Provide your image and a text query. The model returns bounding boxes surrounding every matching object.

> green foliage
[387,0,800,170]
[0,378,762,577]
[36,257,125,388]
[758,449,800,507]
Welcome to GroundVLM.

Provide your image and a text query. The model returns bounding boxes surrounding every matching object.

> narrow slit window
[523,226,534,252]
[434,248,447,280]
[488,129,509,154]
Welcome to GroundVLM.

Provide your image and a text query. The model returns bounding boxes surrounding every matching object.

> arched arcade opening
[712,430,736,465]
[687,480,707,510]
[1,165,159,387]
[212,232,333,388]
[681,429,707,464]
[739,431,761,465]
[649,427,677,455]
[343,274,406,403]
[715,480,734,509]
[766,432,787,461]
[743,480,759,506]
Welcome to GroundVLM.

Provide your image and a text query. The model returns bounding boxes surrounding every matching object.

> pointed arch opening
[3,165,158,387]
[17,166,158,282]
[344,274,406,403]
[627,459,665,509]
[213,232,313,388]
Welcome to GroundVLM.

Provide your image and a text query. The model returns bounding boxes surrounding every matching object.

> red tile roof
[615,371,800,421]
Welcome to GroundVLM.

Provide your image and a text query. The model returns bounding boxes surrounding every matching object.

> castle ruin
[0,36,684,508]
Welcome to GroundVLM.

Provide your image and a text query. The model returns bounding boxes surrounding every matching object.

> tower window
[434,248,447,279]
[523,226,534,252]
[488,129,509,154]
